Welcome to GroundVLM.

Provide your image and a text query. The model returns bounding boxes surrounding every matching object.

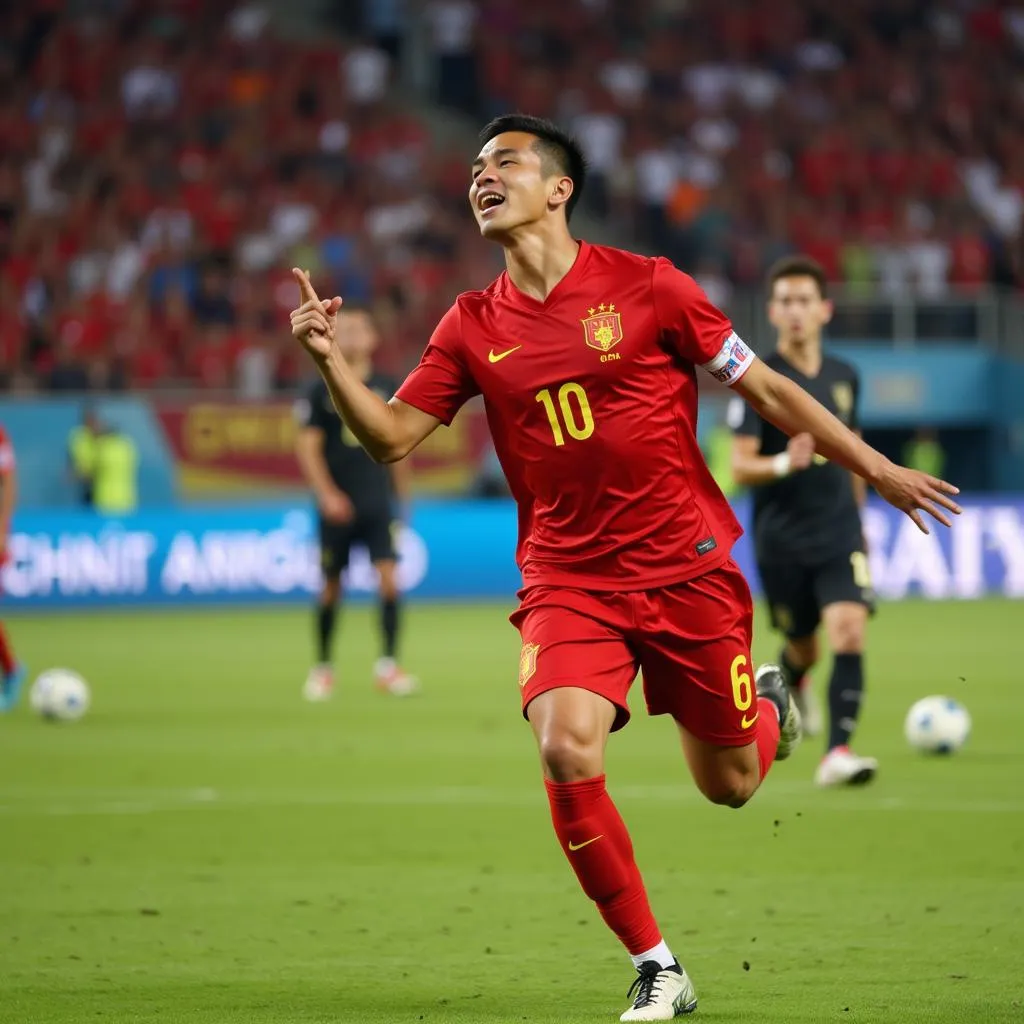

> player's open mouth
[478,192,506,216]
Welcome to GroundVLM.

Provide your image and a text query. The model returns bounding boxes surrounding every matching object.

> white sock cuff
[630,939,675,971]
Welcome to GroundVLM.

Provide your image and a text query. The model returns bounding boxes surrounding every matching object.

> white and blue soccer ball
[904,696,970,754]
[30,668,91,722]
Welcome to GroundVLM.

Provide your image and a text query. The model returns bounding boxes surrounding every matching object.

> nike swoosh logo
[741,713,759,730]
[488,345,522,363]
[568,835,604,852]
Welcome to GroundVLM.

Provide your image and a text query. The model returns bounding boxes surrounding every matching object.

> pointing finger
[292,267,320,304]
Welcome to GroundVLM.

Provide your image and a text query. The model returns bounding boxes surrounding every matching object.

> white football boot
[303,664,334,702]
[373,657,418,696]
[620,961,697,1021]
[815,745,878,787]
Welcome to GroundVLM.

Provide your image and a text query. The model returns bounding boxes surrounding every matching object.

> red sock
[545,774,662,955]
[755,696,781,782]
[0,623,15,676]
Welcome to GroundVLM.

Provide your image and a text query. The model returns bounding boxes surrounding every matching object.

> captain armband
[702,332,755,386]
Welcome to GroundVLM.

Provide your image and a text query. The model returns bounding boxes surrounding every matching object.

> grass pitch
[1,599,1022,1023]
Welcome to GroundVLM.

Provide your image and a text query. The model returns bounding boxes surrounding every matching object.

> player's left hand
[873,462,961,534]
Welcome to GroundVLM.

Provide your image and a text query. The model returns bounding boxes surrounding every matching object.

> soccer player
[288,115,959,1020]
[294,304,416,700]
[730,256,878,787]
[0,422,26,711]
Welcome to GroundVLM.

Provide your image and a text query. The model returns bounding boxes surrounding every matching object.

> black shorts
[319,512,396,577]
[757,549,876,639]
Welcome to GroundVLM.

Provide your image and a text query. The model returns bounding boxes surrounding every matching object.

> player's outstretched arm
[289,268,441,463]
[732,359,960,534]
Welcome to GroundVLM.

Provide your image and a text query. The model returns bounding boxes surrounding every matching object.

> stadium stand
[1,0,1022,393]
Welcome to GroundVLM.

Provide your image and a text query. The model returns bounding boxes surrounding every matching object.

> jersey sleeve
[652,258,755,386]
[394,304,479,426]
[850,367,861,432]
[727,394,762,439]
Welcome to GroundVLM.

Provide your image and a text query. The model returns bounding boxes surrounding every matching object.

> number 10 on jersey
[536,383,595,446]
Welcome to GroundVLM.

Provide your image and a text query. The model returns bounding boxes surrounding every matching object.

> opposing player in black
[730,256,877,787]
[295,303,416,699]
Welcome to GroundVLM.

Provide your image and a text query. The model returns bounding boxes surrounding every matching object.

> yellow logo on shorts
[773,605,793,633]
[519,643,541,688]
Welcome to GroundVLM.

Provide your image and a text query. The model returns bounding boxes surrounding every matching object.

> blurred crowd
[395,0,1024,306]
[2,0,1023,394]
[0,0,503,394]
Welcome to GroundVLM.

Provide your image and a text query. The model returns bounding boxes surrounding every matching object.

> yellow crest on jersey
[518,643,541,688]
[582,304,623,354]
[832,382,854,421]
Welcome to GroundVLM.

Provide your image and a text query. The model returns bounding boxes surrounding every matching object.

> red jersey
[395,243,755,590]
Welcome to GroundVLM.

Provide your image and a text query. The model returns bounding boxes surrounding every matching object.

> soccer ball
[904,696,970,755]
[30,668,91,722]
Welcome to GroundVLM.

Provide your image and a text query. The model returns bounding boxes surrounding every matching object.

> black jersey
[731,351,863,564]
[295,374,397,514]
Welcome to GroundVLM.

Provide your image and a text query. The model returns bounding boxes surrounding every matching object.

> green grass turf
[1,599,1022,1023]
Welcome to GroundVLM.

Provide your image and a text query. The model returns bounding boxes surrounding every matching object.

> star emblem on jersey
[518,642,540,687]
[581,303,623,360]
[488,345,522,363]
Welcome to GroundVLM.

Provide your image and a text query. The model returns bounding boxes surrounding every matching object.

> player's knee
[829,617,865,653]
[378,576,399,602]
[699,765,759,809]
[321,577,341,605]
[537,729,603,783]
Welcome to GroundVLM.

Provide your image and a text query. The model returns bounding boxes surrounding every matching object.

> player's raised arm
[731,358,960,534]
[290,269,441,463]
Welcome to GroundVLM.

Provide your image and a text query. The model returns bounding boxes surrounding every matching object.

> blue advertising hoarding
[2,498,1022,610]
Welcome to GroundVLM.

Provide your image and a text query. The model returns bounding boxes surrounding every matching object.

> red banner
[153,398,491,497]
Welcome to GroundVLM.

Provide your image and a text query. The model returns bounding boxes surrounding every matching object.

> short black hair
[479,114,587,222]
[767,255,829,299]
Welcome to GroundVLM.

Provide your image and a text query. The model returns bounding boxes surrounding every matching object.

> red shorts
[510,559,756,746]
